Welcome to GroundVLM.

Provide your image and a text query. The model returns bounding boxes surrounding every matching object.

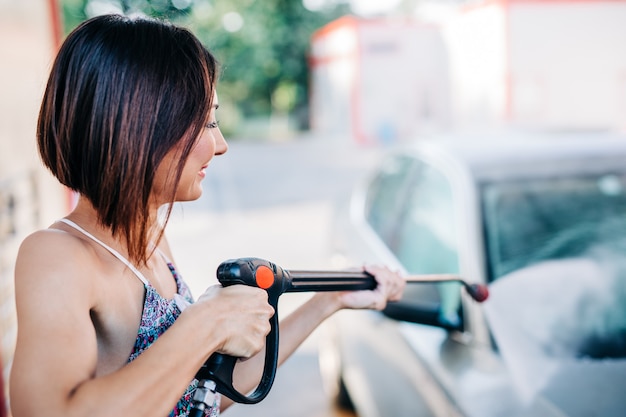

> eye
[206,121,220,129]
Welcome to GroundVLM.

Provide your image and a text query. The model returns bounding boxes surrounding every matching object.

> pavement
[163,135,383,416]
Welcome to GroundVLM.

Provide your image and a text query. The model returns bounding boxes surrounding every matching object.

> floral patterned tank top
[58,219,221,416]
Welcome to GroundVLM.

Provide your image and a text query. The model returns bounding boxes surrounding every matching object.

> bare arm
[10,230,273,417]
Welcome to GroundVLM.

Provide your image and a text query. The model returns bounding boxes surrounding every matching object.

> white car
[321,132,626,417]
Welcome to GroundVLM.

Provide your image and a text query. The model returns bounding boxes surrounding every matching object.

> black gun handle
[195,258,288,404]
[195,292,280,404]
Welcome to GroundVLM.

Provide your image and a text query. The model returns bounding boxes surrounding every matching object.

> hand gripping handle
[194,258,291,404]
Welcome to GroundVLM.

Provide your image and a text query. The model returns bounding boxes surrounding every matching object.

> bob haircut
[38,14,218,264]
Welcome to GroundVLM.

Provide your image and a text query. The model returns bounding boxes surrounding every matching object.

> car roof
[402,130,626,182]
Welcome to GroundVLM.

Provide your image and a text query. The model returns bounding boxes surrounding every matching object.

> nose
[214,128,228,155]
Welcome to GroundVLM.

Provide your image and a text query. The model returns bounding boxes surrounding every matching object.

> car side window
[365,156,463,328]
[365,156,417,247]
[394,162,462,326]
[394,162,459,275]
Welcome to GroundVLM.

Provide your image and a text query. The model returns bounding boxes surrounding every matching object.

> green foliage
[60,0,349,134]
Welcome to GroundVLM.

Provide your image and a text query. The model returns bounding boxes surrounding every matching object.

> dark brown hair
[37,14,218,264]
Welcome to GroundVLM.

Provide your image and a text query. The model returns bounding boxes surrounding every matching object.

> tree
[60,0,349,136]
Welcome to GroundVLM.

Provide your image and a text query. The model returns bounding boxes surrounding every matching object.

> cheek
[151,158,179,203]
[192,133,215,162]
[178,135,216,186]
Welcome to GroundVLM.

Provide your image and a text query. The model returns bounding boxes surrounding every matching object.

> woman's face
[152,93,227,205]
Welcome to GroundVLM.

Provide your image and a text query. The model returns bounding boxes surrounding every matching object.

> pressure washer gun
[190,257,489,415]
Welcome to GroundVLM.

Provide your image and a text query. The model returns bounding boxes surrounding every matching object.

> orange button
[255,265,274,289]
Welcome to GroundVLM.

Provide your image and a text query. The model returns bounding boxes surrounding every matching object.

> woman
[9,14,405,417]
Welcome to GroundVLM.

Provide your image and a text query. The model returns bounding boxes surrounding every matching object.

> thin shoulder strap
[57,218,150,286]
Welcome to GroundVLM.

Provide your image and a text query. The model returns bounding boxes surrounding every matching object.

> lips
[198,163,209,177]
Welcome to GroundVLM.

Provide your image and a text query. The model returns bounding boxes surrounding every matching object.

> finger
[364,265,406,300]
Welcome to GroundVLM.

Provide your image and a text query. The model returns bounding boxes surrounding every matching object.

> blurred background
[1,0,626,416]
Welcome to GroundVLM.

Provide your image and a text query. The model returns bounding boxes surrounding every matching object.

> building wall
[309,16,360,140]
[310,17,451,144]
[507,0,626,130]
[309,1,626,143]
[440,0,626,131]
[357,21,450,143]
[443,1,508,130]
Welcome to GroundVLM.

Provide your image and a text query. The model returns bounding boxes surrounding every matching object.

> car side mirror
[383,301,463,331]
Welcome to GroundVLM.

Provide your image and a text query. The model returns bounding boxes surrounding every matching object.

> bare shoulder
[17,227,96,272]
[15,227,98,306]
[19,226,86,254]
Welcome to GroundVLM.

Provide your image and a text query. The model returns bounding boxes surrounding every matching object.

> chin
[176,187,203,202]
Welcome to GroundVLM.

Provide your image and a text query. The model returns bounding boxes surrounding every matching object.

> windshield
[482,173,626,281]
[481,173,626,406]
[481,172,626,359]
